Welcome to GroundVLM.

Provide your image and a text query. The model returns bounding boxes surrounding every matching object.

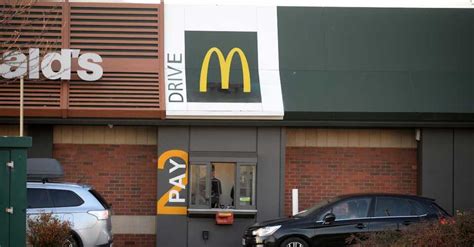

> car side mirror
[323,213,336,224]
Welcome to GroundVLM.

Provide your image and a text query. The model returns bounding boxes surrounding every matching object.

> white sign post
[292,188,299,216]
[19,76,24,137]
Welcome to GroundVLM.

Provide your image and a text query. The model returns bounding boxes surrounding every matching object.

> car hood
[251,216,303,228]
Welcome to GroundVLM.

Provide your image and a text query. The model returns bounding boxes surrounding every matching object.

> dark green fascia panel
[0,137,32,148]
[277,7,474,121]
[283,112,474,122]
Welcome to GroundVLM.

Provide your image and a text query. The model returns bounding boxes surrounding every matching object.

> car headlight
[252,225,281,237]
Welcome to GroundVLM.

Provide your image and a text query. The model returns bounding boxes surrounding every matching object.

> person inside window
[211,165,222,208]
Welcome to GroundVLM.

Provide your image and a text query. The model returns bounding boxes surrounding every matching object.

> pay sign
[157,150,188,215]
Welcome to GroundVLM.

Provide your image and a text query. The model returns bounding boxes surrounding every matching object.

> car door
[27,188,80,224]
[48,189,83,226]
[312,197,373,247]
[368,196,424,233]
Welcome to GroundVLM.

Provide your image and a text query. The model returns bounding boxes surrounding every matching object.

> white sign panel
[165,4,284,119]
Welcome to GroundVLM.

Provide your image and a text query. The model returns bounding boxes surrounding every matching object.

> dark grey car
[243,194,451,247]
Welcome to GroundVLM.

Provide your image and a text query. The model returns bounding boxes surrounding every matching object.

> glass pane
[331,198,371,220]
[50,189,84,207]
[375,197,412,217]
[409,199,427,216]
[190,165,207,206]
[239,165,256,207]
[27,189,53,208]
[212,163,235,208]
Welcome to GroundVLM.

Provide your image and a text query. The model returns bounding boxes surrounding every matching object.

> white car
[27,182,113,247]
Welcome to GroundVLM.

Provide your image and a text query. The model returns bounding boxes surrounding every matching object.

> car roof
[336,193,435,202]
[27,181,92,190]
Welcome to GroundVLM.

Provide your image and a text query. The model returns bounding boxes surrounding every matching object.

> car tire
[64,234,80,247]
[280,237,309,247]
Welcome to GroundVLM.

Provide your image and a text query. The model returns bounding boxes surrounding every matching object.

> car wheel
[63,235,80,247]
[280,237,309,247]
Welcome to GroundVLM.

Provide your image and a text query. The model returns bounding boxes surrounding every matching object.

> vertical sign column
[60,2,70,118]
[157,127,189,247]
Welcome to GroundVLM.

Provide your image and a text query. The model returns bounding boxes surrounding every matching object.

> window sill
[187,208,257,216]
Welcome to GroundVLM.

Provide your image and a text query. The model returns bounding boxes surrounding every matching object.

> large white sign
[165,4,284,119]
[0,48,103,81]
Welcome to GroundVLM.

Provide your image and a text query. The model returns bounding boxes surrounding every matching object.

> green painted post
[10,148,28,247]
[0,137,32,247]
[0,149,11,247]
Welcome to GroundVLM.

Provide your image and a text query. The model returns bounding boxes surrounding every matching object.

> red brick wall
[285,147,418,216]
[114,234,155,247]
[53,144,157,215]
[53,144,157,247]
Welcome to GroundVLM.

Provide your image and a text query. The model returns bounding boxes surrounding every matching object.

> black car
[242,194,450,247]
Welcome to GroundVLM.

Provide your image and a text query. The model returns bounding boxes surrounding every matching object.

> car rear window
[49,189,84,207]
[89,189,110,209]
[27,188,53,208]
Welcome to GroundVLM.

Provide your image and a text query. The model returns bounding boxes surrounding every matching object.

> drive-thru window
[157,127,285,247]
[189,161,256,210]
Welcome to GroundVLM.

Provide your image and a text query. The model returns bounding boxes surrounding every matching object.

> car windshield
[294,197,340,217]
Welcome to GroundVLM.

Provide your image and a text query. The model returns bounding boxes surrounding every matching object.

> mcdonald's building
[0,1,473,246]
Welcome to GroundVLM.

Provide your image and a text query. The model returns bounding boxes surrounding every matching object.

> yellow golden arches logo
[199,47,251,93]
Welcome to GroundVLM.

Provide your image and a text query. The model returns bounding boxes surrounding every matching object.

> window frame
[189,162,211,209]
[188,160,257,211]
[235,163,257,210]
